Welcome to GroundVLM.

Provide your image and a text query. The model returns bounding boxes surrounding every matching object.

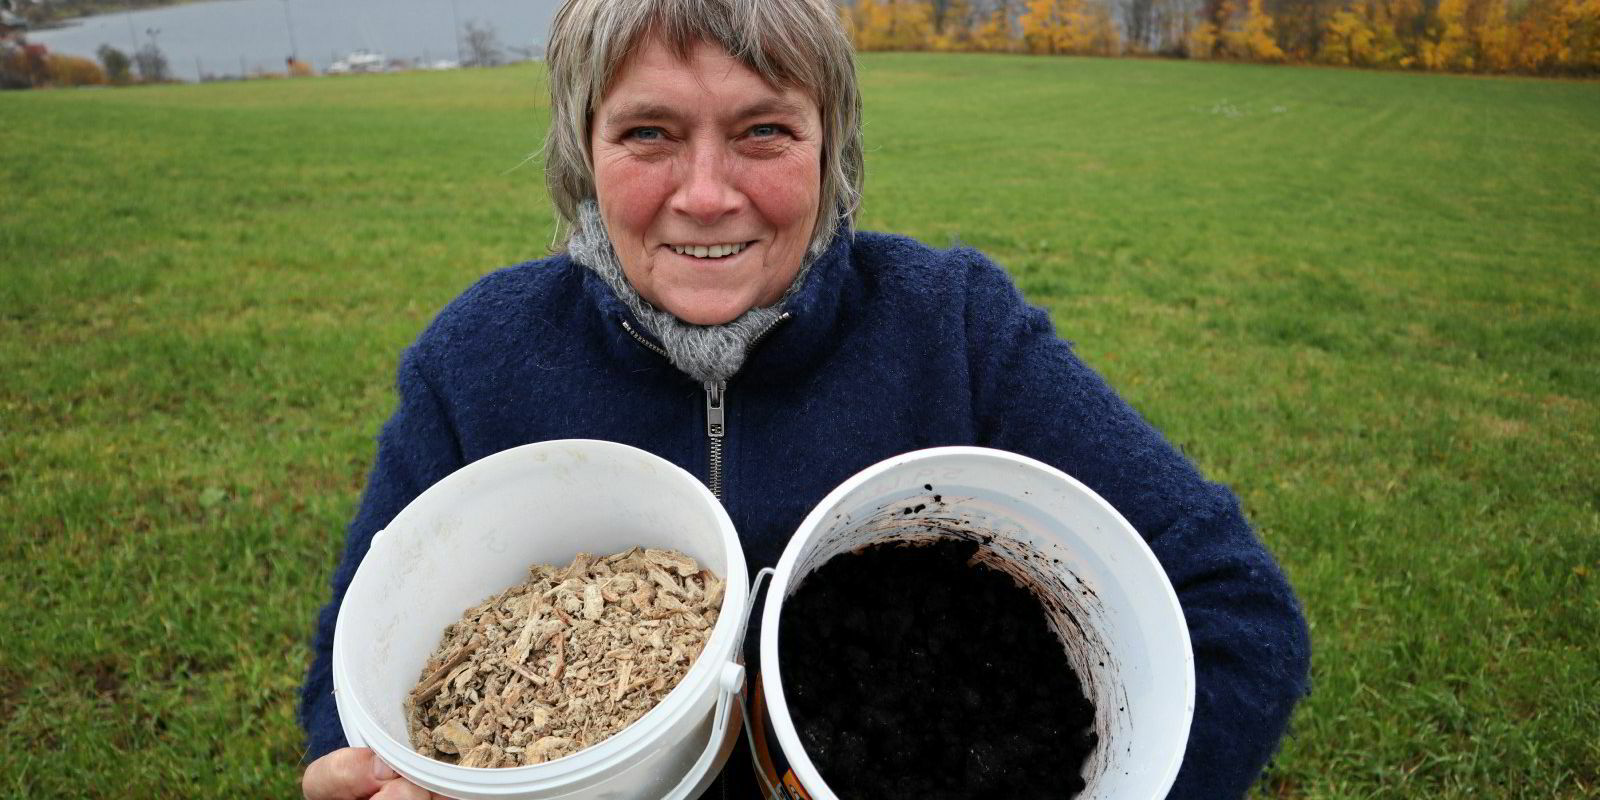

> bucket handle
[661,660,745,800]
[662,566,774,800]
[738,567,791,800]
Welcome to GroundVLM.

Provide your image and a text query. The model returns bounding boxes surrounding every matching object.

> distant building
[0,9,28,44]
[327,49,387,75]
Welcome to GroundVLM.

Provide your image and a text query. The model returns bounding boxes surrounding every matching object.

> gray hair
[543,0,864,255]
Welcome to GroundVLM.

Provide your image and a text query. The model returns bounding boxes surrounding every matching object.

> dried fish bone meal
[405,547,725,768]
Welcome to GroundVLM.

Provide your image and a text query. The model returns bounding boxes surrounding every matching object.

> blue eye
[749,124,783,138]
[628,127,665,141]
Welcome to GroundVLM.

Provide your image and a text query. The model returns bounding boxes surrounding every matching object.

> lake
[28,0,562,81]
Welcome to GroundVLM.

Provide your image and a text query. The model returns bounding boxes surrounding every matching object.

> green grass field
[2,53,1597,798]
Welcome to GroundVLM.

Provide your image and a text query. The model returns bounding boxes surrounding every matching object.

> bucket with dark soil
[756,447,1195,800]
[781,537,1097,798]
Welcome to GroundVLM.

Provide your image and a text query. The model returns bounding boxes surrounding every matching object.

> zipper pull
[704,380,727,501]
[705,380,726,438]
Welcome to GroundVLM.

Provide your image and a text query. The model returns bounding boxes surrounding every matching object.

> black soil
[780,537,1098,799]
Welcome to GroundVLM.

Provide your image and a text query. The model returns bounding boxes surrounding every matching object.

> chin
[667,305,746,327]
[656,291,763,326]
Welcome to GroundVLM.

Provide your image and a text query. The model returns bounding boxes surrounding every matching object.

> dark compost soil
[780,537,1097,799]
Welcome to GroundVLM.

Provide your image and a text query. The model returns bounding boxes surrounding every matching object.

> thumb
[302,747,387,800]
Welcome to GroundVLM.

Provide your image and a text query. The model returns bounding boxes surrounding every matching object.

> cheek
[594,156,671,241]
[747,151,823,234]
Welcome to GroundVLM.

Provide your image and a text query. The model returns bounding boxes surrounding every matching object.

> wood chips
[404,547,725,768]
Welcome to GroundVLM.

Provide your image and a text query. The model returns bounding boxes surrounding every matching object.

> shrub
[97,44,132,84]
[0,44,29,89]
[47,53,107,86]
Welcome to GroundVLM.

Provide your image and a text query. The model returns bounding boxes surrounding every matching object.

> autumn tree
[1021,0,1066,52]
[1473,0,1515,71]
[974,0,1021,50]
[831,0,1597,75]
[1319,0,1415,66]
[1186,0,1233,57]
[931,0,980,49]
[1564,0,1600,71]
[1235,0,1287,58]
[1323,6,1377,63]
[1020,0,1117,53]
[1421,0,1472,68]
[853,0,935,50]
[132,41,169,82]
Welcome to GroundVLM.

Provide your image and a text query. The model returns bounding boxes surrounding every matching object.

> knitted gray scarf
[568,199,821,384]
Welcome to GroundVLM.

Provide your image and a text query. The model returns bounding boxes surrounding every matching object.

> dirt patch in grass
[0,666,25,726]
[75,656,126,702]
[1476,413,1530,439]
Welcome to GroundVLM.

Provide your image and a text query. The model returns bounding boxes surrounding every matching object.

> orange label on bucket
[749,677,815,800]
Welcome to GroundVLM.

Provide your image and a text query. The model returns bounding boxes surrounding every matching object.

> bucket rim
[333,438,751,790]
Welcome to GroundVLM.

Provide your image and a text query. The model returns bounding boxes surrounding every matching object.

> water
[27,0,562,82]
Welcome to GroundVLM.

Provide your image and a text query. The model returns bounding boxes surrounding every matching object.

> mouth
[667,241,754,260]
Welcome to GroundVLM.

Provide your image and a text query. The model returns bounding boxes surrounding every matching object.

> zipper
[621,313,791,502]
[701,312,790,500]
[704,380,727,500]
[621,319,669,359]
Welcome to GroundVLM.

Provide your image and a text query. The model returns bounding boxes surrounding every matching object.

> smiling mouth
[668,241,752,259]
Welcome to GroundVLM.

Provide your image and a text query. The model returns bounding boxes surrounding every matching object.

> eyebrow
[603,102,680,128]
[728,97,810,122]
[603,97,810,129]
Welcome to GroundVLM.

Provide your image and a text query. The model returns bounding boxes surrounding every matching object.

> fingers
[301,747,384,800]
[372,776,444,800]
[302,745,444,800]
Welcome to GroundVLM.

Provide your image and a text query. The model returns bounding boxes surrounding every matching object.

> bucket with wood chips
[332,439,749,800]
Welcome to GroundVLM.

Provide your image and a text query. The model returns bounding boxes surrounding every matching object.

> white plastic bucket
[332,439,750,800]
[757,447,1195,799]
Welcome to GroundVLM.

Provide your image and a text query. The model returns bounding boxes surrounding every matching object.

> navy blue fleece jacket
[300,231,1310,798]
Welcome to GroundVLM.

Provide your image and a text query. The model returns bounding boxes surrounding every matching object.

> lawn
[1,54,1596,798]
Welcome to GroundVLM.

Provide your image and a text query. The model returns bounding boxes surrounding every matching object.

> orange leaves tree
[835,0,1594,75]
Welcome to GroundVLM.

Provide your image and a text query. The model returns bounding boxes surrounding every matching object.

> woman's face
[589,36,823,326]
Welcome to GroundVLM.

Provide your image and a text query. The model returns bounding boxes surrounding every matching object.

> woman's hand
[302,747,442,800]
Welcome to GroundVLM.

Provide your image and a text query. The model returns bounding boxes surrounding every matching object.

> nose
[669,138,743,226]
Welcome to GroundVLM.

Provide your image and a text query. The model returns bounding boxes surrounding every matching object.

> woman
[300,0,1311,797]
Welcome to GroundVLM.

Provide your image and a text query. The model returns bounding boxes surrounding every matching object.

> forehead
[600,36,817,117]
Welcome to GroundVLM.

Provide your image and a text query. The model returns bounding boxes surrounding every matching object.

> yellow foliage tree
[1238,0,1286,59]
[1022,0,1119,54]
[1371,0,1420,67]
[1473,0,1515,70]
[1209,0,1283,59]
[840,2,861,47]
[1319,0,1413,67]
[1021,0,1068,53]
[1187,20,1222,57]
[1511,0,1569,70]
[1563,0,1600,70]
[931,0,978,50]
[975,0,1020,51]
[1324,8,1379,64]
[1422,0,1473,69]
[854,0,935,51]
[1188,0,1235,58]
